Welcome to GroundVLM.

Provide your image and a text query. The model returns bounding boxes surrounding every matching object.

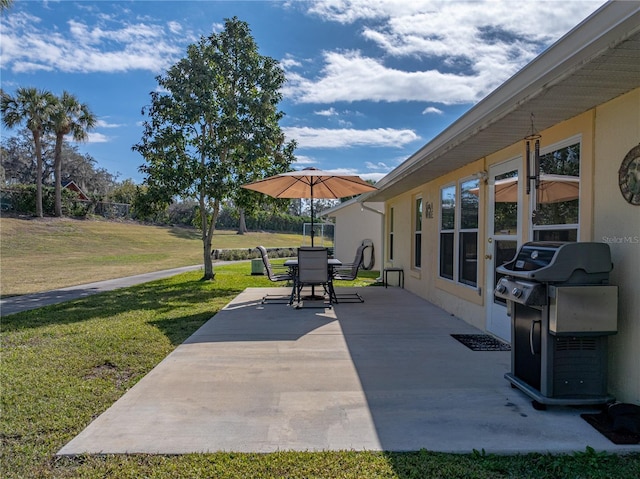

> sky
[1,0,607,184]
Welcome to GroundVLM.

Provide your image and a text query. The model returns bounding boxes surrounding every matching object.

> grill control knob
[512,287,523,298]
[496,284,507,294]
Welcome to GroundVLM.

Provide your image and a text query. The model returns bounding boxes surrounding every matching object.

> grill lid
[497,242,612,283]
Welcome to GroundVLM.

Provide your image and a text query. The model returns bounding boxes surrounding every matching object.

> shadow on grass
[148,313,216,346]
[167,225,201,240]
[0,272,244,334]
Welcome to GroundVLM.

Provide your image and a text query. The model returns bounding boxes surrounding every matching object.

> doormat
[581,404,640,445]
[451,334,511,351]
[581,413,640,444]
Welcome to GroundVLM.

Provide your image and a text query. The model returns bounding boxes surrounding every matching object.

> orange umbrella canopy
[471,174,579,203]
[242,167,377,246]
[241,167,377,199]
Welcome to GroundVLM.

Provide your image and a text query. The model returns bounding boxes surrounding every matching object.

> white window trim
[529,135,582,242]
[438,178,479,289]
[439,184,455,281]
[414,196,423,269]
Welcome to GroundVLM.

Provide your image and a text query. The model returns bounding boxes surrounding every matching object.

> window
[459,179,479,286]
[532,141,580,242]
[414,197,422,268]
[439,186,455,280]
[439,179,479,287]
[389,207,394,261]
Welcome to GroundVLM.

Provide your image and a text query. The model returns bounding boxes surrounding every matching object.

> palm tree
[1,87,56,217]
[49,92,96,216]
[1,0,14,13]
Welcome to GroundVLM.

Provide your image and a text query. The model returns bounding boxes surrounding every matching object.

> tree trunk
[33,132,43,218]
[201,199,220,280]
[203,231,214,280]
[237,207,247,234]
[54,134,63,217]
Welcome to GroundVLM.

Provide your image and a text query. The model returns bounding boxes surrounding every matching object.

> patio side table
[383,267,404,288]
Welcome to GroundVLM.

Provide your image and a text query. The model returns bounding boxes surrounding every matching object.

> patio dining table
[284,258,341,304]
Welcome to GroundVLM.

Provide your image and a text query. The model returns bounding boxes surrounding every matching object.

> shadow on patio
[58,286,640,456]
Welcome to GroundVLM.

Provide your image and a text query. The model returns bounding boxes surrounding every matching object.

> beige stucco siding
[383,88,640,402]
[593,89,640,404]
[327,201,383,272]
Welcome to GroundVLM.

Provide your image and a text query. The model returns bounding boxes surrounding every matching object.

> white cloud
[284,50,480,104]
[361,171,386,183]
[1,11,186,74]
[422,107,443,115]
[293,155,316,166]
[285,0,603,105]
[95,119,124,129]
[365,161,392,172]
[315,107,339,116]
[167,21,182,34]
[283,126,420,149]
[85,132,109,143]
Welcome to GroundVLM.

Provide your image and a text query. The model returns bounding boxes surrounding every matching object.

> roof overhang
[367,1,640,202]
[320,197,383,217]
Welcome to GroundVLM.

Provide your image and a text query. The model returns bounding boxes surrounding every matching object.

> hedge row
[211,246,298,261]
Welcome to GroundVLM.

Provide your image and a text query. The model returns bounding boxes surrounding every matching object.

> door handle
[530,319,541,355]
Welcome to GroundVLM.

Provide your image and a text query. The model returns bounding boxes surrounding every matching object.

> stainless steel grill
[495,241,618,409]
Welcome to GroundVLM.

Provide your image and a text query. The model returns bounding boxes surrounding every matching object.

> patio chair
[331,243,368,303]
[294,247,333,308]
[256,246,294,304]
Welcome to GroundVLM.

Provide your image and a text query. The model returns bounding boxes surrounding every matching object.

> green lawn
[0,217,305,296]
[1,262,638,478]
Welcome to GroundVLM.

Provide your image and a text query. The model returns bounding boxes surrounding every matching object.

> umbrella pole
[309,184,319,299]
[310,183,314,247]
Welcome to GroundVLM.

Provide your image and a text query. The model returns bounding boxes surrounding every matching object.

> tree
[1,129,117,195]
[49,91,96,216]
[1,87,56,217]
[1,129,40,184]
[108,179,138,205]
[1,0,14,13]
[134,17,295,280]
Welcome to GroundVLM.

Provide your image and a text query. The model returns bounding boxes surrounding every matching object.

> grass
[1,264,638,478]
[0,216,304,296]
[2,219,639,477]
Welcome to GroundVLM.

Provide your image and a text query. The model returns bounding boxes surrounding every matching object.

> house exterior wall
[327,201,383,272]
[384,88,639,402]
[593,89,640,404]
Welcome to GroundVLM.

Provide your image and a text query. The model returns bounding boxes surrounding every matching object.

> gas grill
[495,241,618,409]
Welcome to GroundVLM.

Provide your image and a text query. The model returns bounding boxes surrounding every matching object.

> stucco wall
[383,89,640,403]
[593,89,640,404]
[327,201,383,273]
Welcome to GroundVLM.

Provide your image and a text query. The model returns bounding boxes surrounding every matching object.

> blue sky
[1,0,605,184]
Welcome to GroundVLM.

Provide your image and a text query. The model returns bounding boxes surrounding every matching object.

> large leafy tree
[1,87,56,217]
[49,91,96,216]
[134,17,295,280]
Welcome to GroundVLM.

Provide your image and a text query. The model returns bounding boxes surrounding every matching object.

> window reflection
[493,170,518,235]
[533,142,580,240]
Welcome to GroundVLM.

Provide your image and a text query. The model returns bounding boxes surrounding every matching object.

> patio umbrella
[471,174,580,203]
[242,167,377,246]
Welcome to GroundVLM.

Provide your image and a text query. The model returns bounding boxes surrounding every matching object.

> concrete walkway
[58,286,640,455]
[0,265,204,316]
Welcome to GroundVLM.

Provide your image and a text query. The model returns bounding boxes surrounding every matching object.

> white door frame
[485,157,523,342]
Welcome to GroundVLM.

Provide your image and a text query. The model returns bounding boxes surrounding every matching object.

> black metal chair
[331,243,368,303]
[256,246,294,304]
[294,247,332,308]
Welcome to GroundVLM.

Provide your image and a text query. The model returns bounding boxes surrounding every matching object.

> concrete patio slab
[58,286,640,455]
